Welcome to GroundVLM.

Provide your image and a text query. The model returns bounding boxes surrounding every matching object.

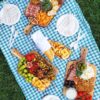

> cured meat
[66,62,77,81]
[25,3,40,17]
[67,67,76,80]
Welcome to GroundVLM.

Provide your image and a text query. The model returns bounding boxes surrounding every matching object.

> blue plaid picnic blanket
[0,0,100,100]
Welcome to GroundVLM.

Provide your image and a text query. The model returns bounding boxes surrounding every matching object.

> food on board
[11,48,58,91]
[24,0,64,34]
[63,48,96,99]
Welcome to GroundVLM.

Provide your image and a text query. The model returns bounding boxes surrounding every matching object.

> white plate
[0,4,21,25]
[42,95,60,100]
[56,14,79,37]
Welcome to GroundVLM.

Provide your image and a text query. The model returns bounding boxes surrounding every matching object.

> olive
[64,80,75,88]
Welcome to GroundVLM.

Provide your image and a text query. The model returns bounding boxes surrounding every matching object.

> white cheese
[80,65,94,80]
[66,88,77,100]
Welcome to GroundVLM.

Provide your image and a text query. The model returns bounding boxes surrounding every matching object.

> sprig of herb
[76,62,87,77]
[41,0,52,12]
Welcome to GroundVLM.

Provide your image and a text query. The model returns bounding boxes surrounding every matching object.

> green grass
[0,0,100,100]
[77,0,100,48]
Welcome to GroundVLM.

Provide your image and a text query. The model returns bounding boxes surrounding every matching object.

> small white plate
[0,4,21,25]
[56,14,79,37]
[42,95,60,100]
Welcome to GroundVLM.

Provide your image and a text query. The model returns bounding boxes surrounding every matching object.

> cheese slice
[80,63,95,80]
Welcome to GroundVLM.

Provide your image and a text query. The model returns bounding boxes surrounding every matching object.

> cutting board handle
[24,17,38,35]
[80,48,88,62]
[11,48,24,59]
[58,0,64,5]
[24,23,34,35]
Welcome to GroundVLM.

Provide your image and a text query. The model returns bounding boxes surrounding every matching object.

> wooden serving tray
[63,48,97,99]
[24,0,64,34]
[11,48,58,91]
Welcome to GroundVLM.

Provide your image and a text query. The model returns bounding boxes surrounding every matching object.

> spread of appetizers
[6,0,97,100]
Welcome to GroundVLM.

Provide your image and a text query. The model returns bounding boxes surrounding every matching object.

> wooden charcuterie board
[63,48,97,100]
[24,0,64,34]
[11,48,58,91]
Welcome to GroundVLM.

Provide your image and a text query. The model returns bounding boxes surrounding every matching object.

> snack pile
[24,0,63,34]
[11,48,58,91]
[48,40,71,59]
[63,48,96,100]
[31,30,71,62]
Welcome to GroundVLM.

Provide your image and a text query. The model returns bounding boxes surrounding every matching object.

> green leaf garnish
[76,69,83,77]
[41,0,52,12]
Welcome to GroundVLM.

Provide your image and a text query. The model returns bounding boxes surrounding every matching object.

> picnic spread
[0,0,100,100]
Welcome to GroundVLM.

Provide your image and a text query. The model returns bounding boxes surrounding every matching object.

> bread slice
[44,48,55,62]
[48,40,71,59]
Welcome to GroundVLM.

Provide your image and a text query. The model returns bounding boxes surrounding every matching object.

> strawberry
[31,54,35,59]
[25,53,35,62]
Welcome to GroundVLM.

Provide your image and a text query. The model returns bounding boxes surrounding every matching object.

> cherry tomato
[31,54,35,59]
[76,91,92,100]
[78,92,83,96]
[86,95,92,100]
[25,53,35,61]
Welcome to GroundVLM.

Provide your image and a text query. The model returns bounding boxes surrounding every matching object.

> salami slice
[25,3,40,17]
[67,67,76,80]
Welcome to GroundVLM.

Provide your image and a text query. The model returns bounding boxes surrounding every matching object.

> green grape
[22,73,26,77]
[24,74,28,78]
[23,69,28,73]
[28,77,32,80]
[28,73,32,77]
[28,80,32,83]
[30,76,34,79]
[19,65,26,71]
[30,74,33,77]
[18,58,26,67]
[18,68,23,73]
[18,62,22,67]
